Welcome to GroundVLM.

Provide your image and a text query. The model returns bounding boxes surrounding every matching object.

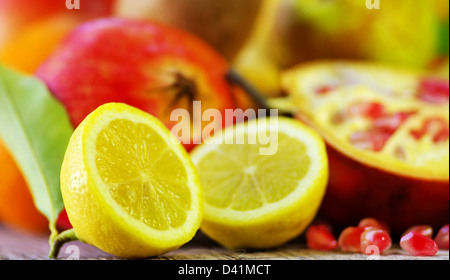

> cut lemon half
[190,117,328,249]
[60,103,203,258]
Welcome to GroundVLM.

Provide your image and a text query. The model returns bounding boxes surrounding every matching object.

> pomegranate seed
[434,225,449,250]
[433,128,449,142]
[358,217,389,232]
[315,85,335,95]
[306,224,338,251]
[373,111,415,132]
[400,232,439,256]
[418,78,449,104]
[360,228,392,255]
[347,101,386,119]
[402,225,433,238]
[410,117,449,143]
[350,129,392,151]
[338,226,366,253]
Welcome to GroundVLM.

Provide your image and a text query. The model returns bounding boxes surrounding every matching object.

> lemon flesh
[61,103,203,258]
[191,117,328,249]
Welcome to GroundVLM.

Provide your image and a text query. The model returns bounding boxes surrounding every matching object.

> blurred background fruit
[0,0,114,73]
[36,18,237,151]
[113,0,262,60]
[0,0,62,47]
[233,0,448,98]
[0,141,48,234]
[0,0,114,50]
[288,0,439,67]
[0,14,80,74]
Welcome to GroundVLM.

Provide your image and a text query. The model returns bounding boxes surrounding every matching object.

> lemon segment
[61,103,203,258]
[190,117,328,249]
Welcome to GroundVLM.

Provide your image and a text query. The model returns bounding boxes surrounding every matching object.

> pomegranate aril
[347,101,386,119]
[360,228,392,255]
[434,225,449,250]
[350,129,392,151]
[433,127,449,143]
[338,226,366,253]
[400,232,439,256]
[358,217,389,232]
[410,117,449,143]
[315,85,336,95]
[306,224,338,251]
[418,78,449,104]
[402,225,433,238]
[373,111,415,132]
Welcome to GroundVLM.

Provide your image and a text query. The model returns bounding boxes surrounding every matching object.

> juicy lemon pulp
[60,103,202,258]
[95,119,191,230]
[191,117,328,249]
[198,133,310,211]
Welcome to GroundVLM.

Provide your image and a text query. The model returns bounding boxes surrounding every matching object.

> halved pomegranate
[282,61,449,233]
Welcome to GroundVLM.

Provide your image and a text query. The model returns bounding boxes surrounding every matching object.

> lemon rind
[77,103,203,252]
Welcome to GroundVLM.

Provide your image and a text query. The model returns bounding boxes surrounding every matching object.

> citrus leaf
[0,64,73,240]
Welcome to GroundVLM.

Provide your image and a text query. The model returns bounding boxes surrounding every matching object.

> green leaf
[0,64,73,240]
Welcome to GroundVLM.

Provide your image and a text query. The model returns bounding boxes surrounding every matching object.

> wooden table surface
[0,225,448,260]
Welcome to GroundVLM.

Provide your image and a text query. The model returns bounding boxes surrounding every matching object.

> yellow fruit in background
[232,0,283,98]
[431,0,449,21]
[233,0,443,98]
[289,0,439,68]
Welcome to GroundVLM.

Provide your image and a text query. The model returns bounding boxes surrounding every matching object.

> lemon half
[60,103,203,258]
[190,117,328,249]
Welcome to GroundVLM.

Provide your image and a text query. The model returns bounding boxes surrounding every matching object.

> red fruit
[285,62,449,233]
[56,209,72,230]
[400,232,439,256]
[306,224,338,251]
[402,225,433,238]
[321,143,448,233]
[434,224,449,250]
[338,226,366,253]
[358,217,389,232]
[360,228,392,255]
[36,18,237,151]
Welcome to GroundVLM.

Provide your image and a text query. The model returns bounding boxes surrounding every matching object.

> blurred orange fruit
[0,14,80,73]
[0,140,49,233]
